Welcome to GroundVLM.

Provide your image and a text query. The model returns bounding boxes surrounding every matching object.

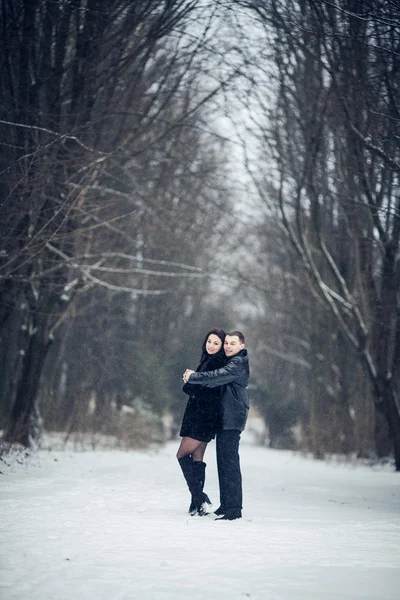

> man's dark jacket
[187,349,249,431]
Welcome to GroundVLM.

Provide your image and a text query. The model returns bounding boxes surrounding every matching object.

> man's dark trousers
[216,429,242,514]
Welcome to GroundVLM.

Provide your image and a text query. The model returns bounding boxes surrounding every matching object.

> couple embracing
[177,329,250,521]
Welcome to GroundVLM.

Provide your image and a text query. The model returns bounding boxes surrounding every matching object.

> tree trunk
[4,319,50,447]
[382,387,400,471]
[309,298,323,459]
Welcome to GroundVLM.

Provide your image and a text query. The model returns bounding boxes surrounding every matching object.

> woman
[177,328,226,516]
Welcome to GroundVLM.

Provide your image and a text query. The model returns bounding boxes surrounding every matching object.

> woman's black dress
[179,354,225,443]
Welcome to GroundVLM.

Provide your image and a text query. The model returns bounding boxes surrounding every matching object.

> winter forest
[1,0,400,470]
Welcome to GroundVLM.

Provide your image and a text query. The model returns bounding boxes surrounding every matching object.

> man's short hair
[227,330,245,344]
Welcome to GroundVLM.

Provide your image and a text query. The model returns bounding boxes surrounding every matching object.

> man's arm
[187,357,244,388]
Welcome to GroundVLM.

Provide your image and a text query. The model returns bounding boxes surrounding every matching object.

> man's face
[224,335,245,357]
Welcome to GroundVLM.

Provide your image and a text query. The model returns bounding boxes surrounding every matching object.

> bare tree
[233,0,400,467]
[0,0,232,446]
[38,101,232,441]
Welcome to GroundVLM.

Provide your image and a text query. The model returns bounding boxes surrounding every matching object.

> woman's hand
[183,369,195,383]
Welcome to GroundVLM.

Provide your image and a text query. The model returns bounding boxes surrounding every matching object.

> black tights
[176,437,207,461]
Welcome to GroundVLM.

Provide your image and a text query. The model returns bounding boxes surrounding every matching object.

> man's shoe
[214,506,225,516]
[215,510,242,521]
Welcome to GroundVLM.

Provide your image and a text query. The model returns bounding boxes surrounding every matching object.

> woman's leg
[191,443,208,512]
[192,442,207,462]
[177,438,211,515]
[176,437,206,459]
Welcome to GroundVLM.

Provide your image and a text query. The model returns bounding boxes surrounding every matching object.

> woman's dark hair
[200,328,226,362]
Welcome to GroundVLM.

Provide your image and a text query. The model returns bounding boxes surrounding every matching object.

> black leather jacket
[187,349,249,431]
[182,353,225,401]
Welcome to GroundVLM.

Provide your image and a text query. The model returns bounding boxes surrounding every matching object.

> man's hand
[183,369,195,383]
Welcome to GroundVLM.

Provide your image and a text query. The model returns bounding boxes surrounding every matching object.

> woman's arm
[182,381,196,395]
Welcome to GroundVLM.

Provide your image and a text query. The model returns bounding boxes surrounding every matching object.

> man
[183,330,249,520]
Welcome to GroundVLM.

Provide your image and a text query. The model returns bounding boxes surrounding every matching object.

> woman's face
[206,333,223,355]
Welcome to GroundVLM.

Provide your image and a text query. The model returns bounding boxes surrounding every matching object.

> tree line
[230,0,400,468]
[0,0,232,448]
[1,0,399,469]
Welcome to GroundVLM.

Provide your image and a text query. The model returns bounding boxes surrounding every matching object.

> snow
[1,433,399,600]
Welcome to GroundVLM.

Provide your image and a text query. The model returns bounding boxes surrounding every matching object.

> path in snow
[1,436,399,600]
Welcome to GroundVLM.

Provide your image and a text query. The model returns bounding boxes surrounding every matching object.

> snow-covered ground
[1,433,399,600]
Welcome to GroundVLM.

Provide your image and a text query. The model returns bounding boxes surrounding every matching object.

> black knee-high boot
[178,456,211,516]
[188,461,207,515]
